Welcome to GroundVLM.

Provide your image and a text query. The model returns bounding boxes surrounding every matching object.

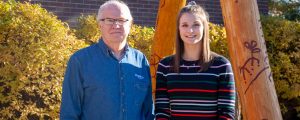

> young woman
[155,2,236,120]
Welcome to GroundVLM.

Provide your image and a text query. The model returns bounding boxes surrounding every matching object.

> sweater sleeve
[155,61,170,120]
[217,60,236,120]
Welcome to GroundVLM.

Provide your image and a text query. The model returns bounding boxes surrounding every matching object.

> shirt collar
[98,38,110,56]
[97,38,130,58]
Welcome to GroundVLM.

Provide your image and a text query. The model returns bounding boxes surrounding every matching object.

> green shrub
[74,14,101,44]
[261,16,300,120]
[209,23,229,58]
[0,1,87,119]
[128,24,155,59]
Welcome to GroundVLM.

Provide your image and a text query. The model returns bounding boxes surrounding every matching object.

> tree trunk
[150,0,186,95]
[219,0,283,119]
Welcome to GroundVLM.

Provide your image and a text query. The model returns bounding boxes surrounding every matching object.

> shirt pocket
[124,72,149,107]
[134,79,149,92]
[133,79,149,107]
[125,69,149,92]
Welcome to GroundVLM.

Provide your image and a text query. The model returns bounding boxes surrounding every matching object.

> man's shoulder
[128,47,142,54]
[127,47,146,58]
[70,43,98,60]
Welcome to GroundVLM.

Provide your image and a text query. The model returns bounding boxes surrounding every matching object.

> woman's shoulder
[159,55,174,65]
[211,52,231,65]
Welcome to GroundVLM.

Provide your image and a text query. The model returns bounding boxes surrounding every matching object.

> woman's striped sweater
[155,55,236,120]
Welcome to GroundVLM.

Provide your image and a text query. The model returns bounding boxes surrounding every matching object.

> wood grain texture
[150,0,186,95]
[220,0,282,119]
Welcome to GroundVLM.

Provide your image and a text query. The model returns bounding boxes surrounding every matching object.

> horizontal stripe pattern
[155,55,236,120]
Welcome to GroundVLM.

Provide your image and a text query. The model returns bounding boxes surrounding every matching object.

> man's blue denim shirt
[60,39,153,120]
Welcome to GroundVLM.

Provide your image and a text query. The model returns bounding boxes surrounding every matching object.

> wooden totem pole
[150,0,186,94]
[220,0,282,119]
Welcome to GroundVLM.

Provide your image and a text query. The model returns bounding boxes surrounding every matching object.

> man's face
[99,5,132,45]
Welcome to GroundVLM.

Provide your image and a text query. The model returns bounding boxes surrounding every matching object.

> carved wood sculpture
[150,0,186,95]
[220,0,282,119]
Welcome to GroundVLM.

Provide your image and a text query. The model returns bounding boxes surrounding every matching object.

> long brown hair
[173,2,214,73]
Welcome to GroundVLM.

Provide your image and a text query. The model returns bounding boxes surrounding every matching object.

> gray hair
[96,0,133,22]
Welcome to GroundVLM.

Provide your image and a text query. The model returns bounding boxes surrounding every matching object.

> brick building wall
[24,0,269,27]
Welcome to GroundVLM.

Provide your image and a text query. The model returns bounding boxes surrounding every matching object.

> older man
[60,0,153,119]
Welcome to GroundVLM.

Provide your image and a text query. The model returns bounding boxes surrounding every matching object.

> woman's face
[179,13,204,45]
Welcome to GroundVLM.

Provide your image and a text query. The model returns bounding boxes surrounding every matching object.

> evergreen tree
[269,0,300,21]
